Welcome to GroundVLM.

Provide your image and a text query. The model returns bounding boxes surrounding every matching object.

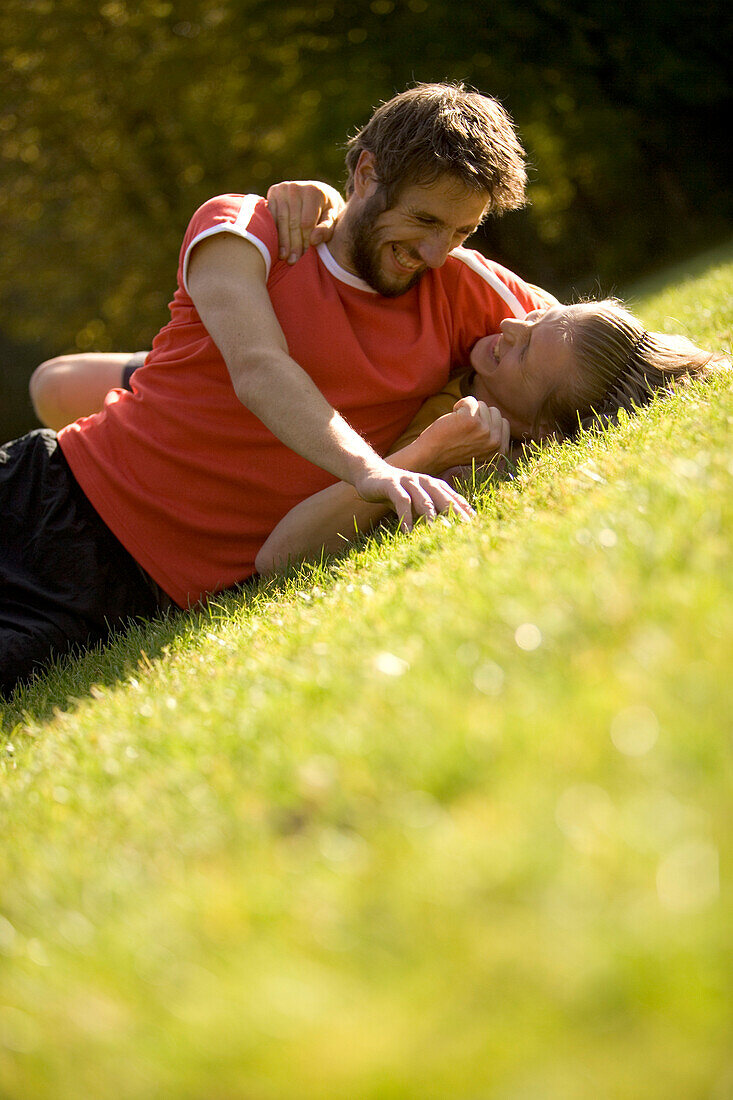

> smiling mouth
[482,333,501,367]
[391,243,423,273]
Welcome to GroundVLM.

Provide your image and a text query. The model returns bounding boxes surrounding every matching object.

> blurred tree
[1,0,731,439]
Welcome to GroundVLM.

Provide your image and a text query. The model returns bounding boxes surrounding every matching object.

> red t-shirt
[59,194,546,607]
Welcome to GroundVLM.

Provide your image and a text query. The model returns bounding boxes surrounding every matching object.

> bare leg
[29,353,141,431]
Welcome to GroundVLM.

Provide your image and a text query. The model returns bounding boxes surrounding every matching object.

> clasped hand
[423,396,511,469]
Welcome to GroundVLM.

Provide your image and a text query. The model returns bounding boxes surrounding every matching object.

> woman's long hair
[538,300,725,438]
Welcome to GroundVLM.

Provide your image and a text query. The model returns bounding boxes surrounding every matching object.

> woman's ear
[533,418,558,442]
[353,150,378,197]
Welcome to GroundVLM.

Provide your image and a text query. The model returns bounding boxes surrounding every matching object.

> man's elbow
[227,348,284,408]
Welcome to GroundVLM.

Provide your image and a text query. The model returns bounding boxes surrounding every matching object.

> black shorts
[121,351,148,391]
[0,430,166,696]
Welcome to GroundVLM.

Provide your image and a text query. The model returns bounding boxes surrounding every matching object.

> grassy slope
[1,249,731,1099]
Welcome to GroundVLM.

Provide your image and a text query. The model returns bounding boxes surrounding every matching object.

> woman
[255,298,723,571]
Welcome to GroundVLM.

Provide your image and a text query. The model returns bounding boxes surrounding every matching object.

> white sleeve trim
[182,195,271,294]
[451,247,530,317]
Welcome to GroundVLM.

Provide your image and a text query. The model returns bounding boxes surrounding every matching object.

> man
[2,82,547,693]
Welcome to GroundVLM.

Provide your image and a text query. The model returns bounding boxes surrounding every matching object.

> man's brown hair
[344,82,527,216]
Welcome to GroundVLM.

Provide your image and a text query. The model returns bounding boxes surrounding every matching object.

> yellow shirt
[388,373,473,453]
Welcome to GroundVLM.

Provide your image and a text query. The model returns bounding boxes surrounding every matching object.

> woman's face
[470,306,576,440]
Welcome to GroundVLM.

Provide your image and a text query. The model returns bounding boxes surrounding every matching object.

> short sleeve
[449,249,558,371]
[180,194,277,294]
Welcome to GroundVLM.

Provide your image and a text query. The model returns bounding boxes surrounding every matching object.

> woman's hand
[266,180,346,265]
[416,396,511,471]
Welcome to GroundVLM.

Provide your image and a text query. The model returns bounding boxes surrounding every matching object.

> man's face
[347,174,489,297]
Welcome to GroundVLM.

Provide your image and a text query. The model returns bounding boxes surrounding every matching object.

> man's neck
[327,207,356,274]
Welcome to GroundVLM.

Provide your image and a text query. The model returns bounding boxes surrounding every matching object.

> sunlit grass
[1,246,731,1099]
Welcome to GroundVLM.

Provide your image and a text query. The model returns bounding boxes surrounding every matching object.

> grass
[1,245,731,1099]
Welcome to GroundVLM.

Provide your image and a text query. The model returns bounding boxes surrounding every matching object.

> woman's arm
[255,397,509,574]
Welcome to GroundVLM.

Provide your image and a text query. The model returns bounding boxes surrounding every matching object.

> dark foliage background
[1,0,731,438]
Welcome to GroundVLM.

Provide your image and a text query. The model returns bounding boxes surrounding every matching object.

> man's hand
[354,461,475,530]
[417,396,511,471]
[266,180,345,265]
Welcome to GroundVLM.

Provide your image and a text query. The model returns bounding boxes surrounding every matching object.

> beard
[347,191,425,298]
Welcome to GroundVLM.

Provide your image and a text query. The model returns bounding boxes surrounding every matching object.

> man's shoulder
[187,193,271,234]
[427,247,511,295]
[443,247,550,315]
[446,246,512,282]
[182,193,278,290]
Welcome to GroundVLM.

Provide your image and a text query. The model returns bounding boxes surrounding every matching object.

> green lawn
[1,247,731,1099]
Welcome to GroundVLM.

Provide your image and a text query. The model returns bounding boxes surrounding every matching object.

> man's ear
[353,150,379,197]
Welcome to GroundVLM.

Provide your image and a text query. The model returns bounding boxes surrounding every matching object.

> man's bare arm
[187,232,474,529]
